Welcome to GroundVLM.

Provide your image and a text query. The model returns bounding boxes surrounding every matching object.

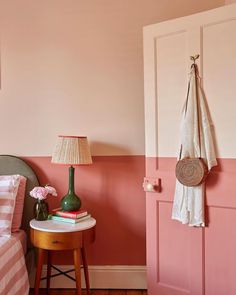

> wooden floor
[29,289,147,295]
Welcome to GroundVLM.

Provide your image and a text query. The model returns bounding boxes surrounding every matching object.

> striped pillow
[12,176,27,232]
[0,180,15,192]
[0,175,21,236]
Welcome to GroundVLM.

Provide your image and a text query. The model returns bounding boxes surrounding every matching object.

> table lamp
[51,135,92,211]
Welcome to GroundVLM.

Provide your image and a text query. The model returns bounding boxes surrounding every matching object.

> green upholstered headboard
[0,155,39,246]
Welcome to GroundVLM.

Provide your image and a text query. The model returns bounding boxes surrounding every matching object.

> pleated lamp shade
[51,136,92,165]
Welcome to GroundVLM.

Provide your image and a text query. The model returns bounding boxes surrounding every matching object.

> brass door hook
[190,54,200,64]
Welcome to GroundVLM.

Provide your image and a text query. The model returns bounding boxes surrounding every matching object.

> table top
[30,217,96,233]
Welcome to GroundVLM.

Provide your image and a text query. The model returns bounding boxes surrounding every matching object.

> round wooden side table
[30,217,96,295]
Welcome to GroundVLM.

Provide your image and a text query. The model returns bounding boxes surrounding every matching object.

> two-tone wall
[0,0,225,287]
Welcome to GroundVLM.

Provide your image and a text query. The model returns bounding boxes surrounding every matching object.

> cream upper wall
[0,0,224,156]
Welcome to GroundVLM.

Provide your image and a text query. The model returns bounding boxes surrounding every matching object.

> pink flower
[30,185,57,200]
[45,185,57,196]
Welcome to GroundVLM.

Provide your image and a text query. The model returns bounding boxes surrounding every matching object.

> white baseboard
[29,265,147,289]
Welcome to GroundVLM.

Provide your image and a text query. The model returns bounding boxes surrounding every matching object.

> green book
[49,214,91,224]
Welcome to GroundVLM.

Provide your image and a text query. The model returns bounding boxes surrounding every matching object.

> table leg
[73,248,82,295]
[81,247,90,295]
[46,250,51,294]
[34,248,45,295]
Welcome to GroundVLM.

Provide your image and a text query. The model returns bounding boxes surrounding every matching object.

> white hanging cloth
[172,62,217,226]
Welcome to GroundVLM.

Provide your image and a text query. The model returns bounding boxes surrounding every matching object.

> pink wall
[23,155,146,265]
[0,0,225,267]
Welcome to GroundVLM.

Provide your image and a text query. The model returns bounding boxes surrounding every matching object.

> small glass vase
[34,199,49,221]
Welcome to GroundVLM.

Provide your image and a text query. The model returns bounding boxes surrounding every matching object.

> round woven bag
[175,158,208,187]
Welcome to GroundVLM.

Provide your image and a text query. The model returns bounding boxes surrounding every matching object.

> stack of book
[49,208,91,224]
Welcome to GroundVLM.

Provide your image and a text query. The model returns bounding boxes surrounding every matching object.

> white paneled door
[144,4,236,295]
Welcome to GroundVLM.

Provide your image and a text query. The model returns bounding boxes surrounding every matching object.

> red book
[52,208,88,219]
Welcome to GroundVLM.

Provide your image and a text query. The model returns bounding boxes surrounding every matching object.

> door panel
[203,20,236,157]
[144,4,236,295]
[155,32,187,156]
[205,207,236,295]
[145,158,205,295]
[158,203,190,290]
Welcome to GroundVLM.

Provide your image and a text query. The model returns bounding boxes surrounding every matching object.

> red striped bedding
[0,175,20,237]
[0,235,29,295]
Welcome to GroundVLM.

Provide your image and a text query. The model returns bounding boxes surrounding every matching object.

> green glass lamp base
[61,193,81,211]
[61,166,81,211]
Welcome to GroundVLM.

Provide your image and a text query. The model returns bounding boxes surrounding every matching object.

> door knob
[146,183,154,191]
[143,177,161,192]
